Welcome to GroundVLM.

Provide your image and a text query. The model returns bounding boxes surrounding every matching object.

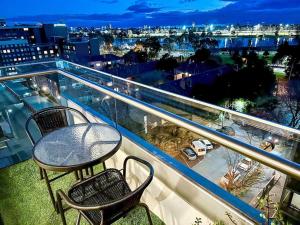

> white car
[199,139,213,150]
[221,170,241,186]
[238,158,253,171]
[190,140,207,156]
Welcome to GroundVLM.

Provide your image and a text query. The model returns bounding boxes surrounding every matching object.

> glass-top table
[33,123,122,172]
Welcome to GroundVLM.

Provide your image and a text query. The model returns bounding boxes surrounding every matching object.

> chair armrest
[56,189,103,211]
[123,156,154,182]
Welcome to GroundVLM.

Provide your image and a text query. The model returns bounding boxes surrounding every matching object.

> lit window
[32,56,36,60]
[23,28,29,31]
[50,50,54,54]
[3,50,6,53]
[37,47,40,51]
[18,58,21,61]
[44,50,48,54]
[7,49,10,53]
[14,58,17,62]
[39,55,42,59]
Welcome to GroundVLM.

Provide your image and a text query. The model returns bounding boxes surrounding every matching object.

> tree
[231,50,243,68]
[273,42,300,79]
[101,34,114,51]
[156,53,178,72]
[258,192,285,225]
[162,37,175,54]
[263,50,270,58]
[215,51,276,100]
[176,31,188,49]
[271,81,300,128]
[223,150,264,197]
[143,37,162,59]
[123,50,148,64]
[190,48,211,63]
[188,30,200,50]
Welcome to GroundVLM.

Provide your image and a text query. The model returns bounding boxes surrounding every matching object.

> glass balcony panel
[0,62,299,224]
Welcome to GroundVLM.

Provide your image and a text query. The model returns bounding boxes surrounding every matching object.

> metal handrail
[59,70,300,180]
[0,60,57,69]
[0,70,57,81]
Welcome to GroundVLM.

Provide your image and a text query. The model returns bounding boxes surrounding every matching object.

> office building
[0,39,59,66]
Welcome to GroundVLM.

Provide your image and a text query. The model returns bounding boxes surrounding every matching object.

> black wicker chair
[56,156,154,225]
[25,106,91,180]
[25,106,90,142]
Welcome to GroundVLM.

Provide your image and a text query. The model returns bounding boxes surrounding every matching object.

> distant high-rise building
[0,25,45,44]
[89,38,101,56]
[62,40,90,64]
[42,24,68,43]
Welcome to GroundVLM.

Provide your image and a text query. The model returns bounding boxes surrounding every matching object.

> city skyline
[2,0,300,27]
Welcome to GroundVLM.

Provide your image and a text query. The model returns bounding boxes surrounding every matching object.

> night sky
[2,0,300,27]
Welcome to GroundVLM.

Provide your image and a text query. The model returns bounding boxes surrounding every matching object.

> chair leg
[76,212,82,225]
[138,203,153,225]
[90,166,94,176]
[85,168,89,176]
[74,170,79,180]
[56,193,67,225]
[39,167,44,180]
[43,169,57,212]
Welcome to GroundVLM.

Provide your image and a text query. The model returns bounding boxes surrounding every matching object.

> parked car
[181,147,197,161]
[199,139,213,150]
[216,126,235,136]
[220,170,241,186]
[238,158,253,171]
[190,140,207,156]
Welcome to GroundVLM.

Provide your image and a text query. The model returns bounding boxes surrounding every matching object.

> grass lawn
[0,160,164,225]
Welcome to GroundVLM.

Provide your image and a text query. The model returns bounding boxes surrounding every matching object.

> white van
[190,140,207,156]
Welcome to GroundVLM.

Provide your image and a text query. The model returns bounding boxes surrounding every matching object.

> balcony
[0,60,299,225]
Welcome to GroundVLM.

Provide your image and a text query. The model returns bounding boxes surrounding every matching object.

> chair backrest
[25,106,90,145]
[104,156,154,219]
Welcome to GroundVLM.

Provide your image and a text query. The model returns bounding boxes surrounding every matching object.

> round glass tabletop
[33,123,121,171]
